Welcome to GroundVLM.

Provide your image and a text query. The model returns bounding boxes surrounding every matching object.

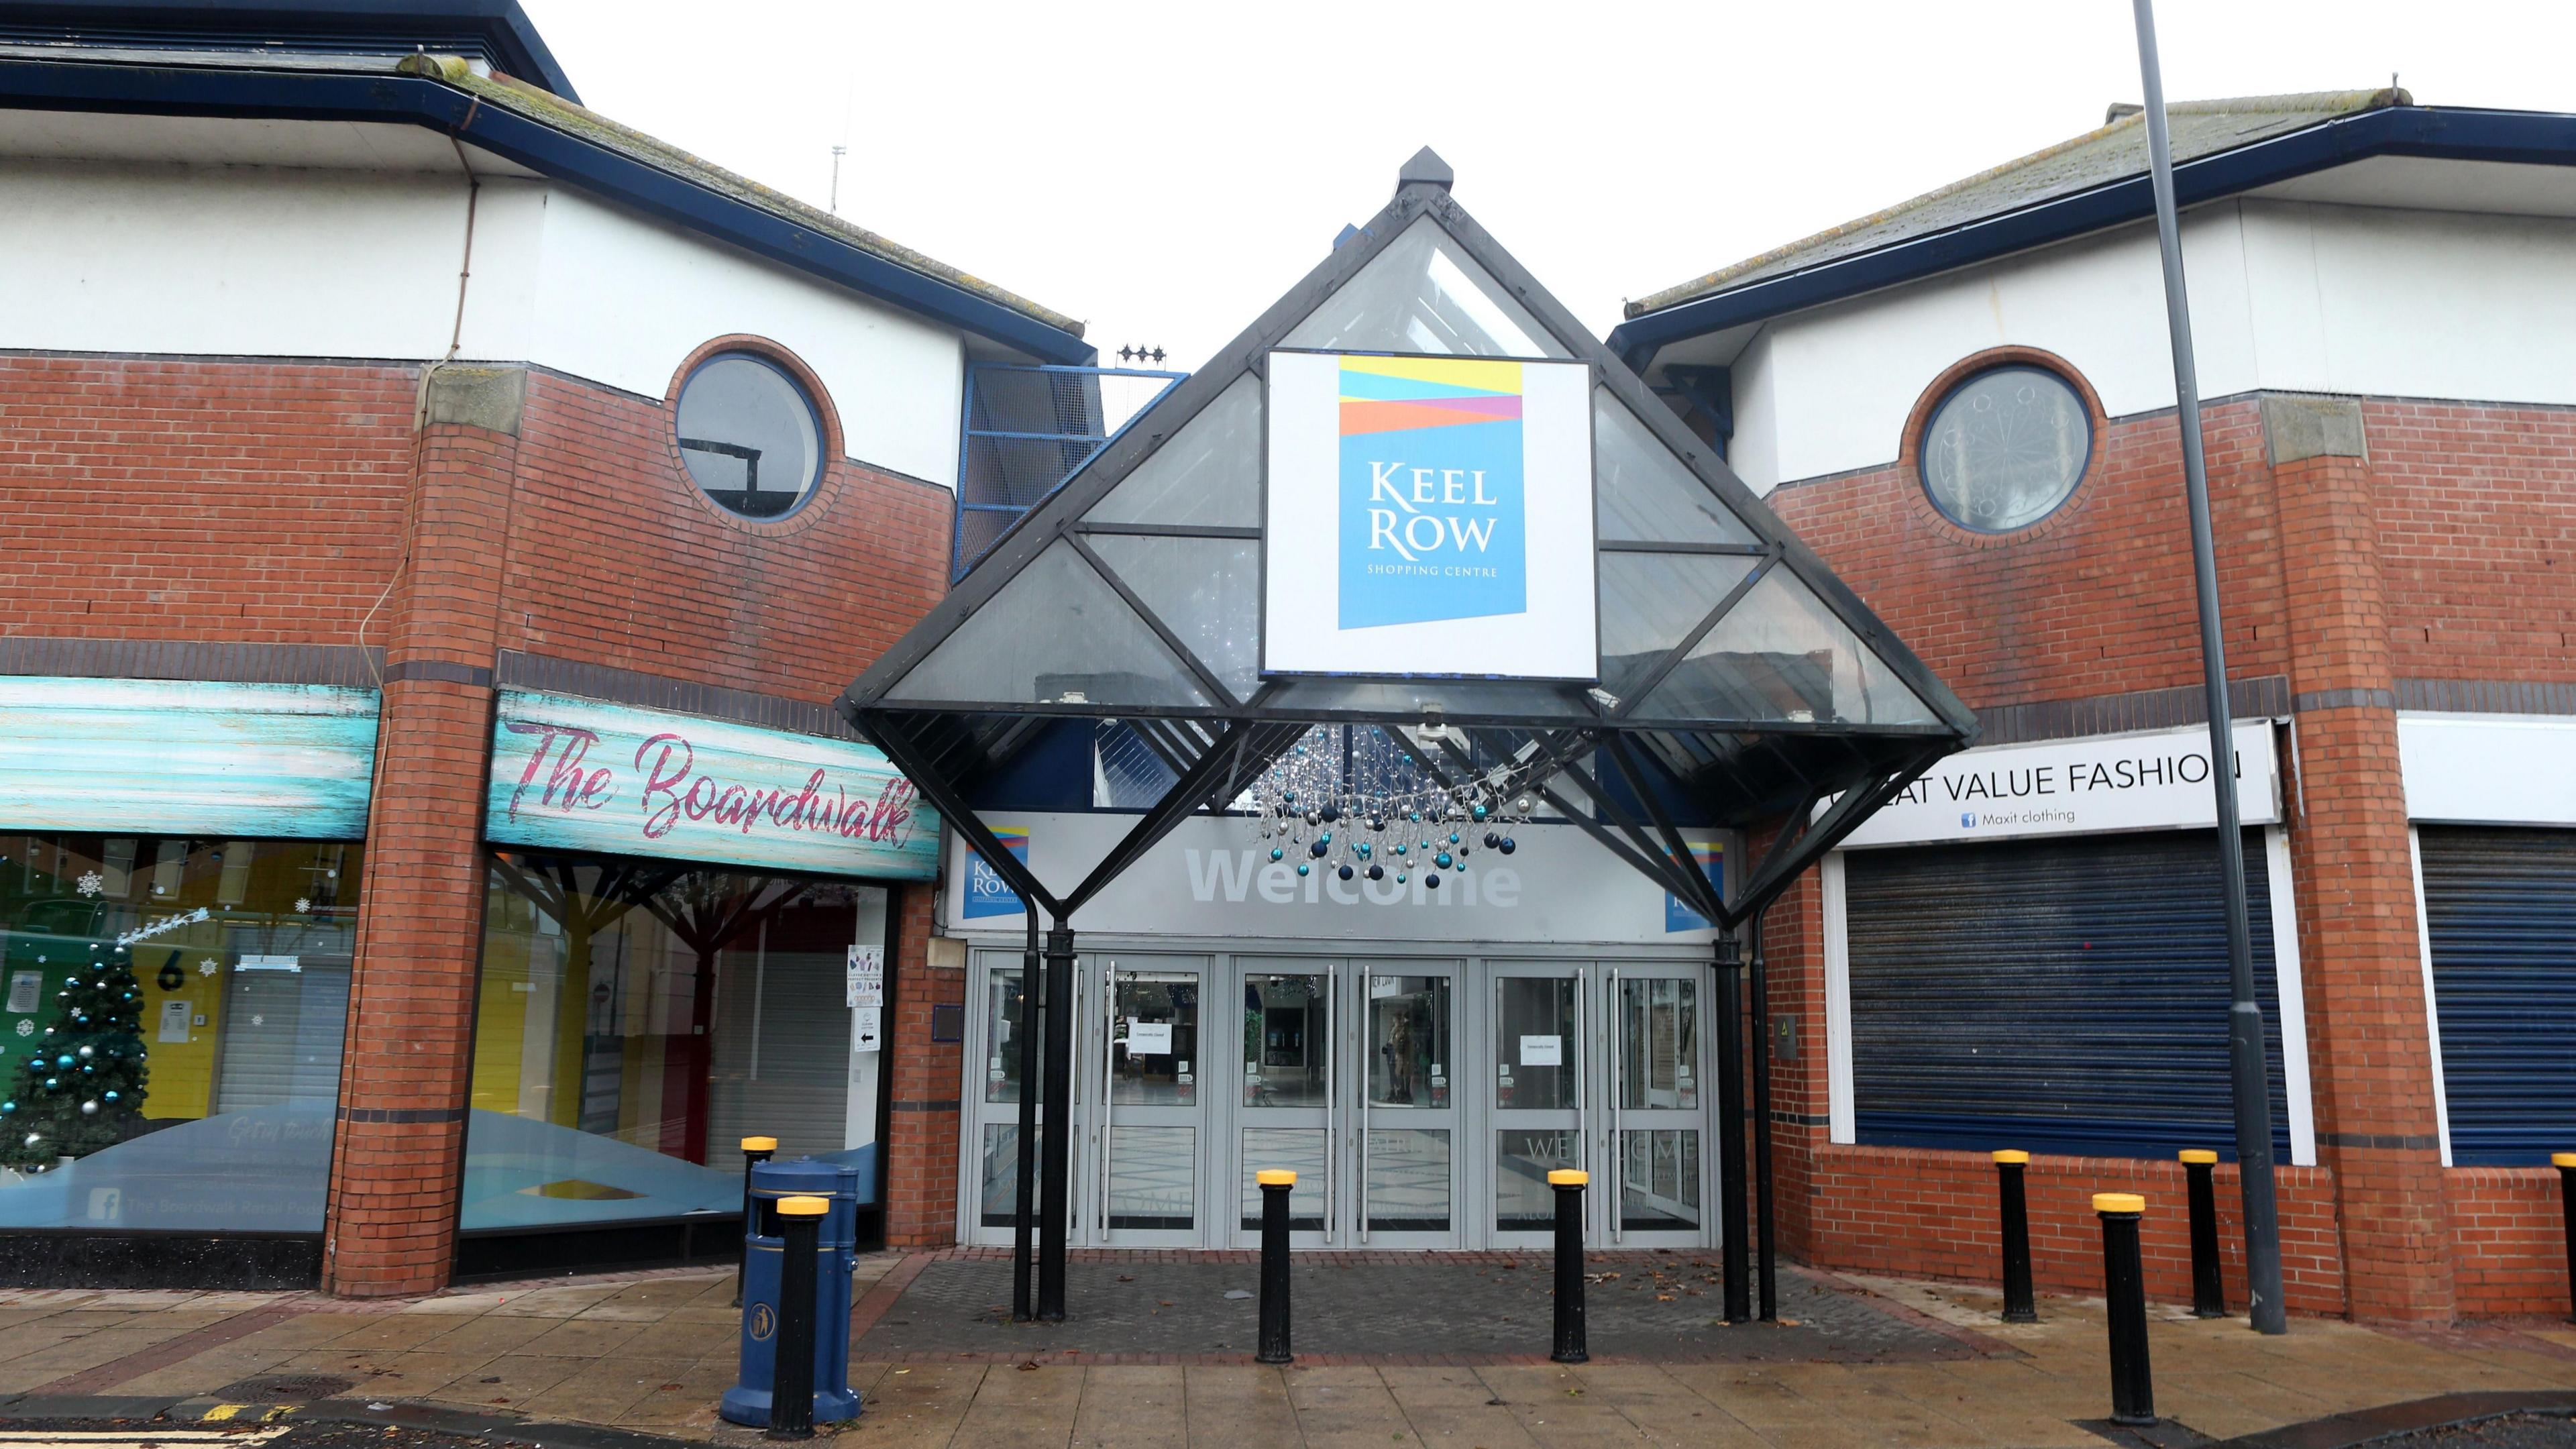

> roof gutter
[0,54,1097,365]
[1607,105,2576,375]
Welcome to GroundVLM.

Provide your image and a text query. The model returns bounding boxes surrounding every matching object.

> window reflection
[463,852,887,1232]
[0,834,358,1232]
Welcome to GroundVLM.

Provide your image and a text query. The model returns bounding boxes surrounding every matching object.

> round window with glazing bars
[1917,364,2092,533]
[674,352,825,520]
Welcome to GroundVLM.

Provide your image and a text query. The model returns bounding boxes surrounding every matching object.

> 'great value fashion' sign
[484,690,938,879]
[1835,720,2280,849]
[1262,351,1597,679]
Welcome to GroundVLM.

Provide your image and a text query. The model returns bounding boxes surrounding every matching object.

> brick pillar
[2265,394,2455,1320]
[322,367,525,1297]
[883,885,964,1246]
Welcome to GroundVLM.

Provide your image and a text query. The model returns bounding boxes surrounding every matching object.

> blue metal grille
[954,362,1182,580]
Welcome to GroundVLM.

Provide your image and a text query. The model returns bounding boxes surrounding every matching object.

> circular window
[674,353,824,519]
[1919,365,2093,533]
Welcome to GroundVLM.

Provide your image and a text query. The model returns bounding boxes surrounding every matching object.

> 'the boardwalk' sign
[484,690,938,879]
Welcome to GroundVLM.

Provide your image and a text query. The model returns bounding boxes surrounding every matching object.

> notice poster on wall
[1263,351,1596,679]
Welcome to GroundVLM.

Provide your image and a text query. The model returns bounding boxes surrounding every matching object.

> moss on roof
[1625,88,2410,319]
[398,52,1082,339]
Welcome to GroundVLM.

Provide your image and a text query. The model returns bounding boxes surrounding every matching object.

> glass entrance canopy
[841,153,1976,930]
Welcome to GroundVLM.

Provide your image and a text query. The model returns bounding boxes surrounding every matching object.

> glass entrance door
[1236,961,1339,1246]
[1607,967,1707,1246]
[1357,965,1459,1247]
[1491,963,1590,1246]
[1087,957,1205,1246]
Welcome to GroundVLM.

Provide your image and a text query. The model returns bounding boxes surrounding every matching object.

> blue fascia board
[12,0,582,102]
[0,57,1094,365]
[1608,106,2576,373]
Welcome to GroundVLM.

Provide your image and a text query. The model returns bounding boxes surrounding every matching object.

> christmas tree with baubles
[0,945,150,1172]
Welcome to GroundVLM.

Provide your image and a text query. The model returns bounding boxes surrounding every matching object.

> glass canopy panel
[1281,216,1572,360]
[1085,534,1261,703]
[1258,675,1596,720]
[887,540,1214,708]
[1597,552,1760,704]
[1085,372,1263,529]
[1634,568,1937,726]
[1595,390,1760,545]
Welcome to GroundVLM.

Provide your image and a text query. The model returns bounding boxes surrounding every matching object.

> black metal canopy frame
[839,148,1978,1325]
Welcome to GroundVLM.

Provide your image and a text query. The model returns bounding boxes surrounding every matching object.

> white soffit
[0,110,541,177]
[2249,154,2576,219]
[2399,714,2576,827]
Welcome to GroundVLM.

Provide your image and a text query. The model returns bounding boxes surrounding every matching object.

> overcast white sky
[523,1,2576,370]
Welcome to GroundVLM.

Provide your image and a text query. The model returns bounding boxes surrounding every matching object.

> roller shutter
[1845,828,2291,1160]
[2419,827,2576,1166]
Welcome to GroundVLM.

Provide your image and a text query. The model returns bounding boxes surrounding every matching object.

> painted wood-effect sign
[484,689,939,880]
[0,677,379,839]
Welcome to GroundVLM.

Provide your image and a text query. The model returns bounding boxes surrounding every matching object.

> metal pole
[1714,932,1750,1324]
[1550,1169,1589,1363]
[1256,1169,1295,1364]
[1012,911,1041,1322]
[733,1136,775,1308]
[1037,922,1076,1321]
[768,1195,826,1440]
[1749,908,1778,1322]
[2096,1192,2156,1426]
[2183,1149,2226,1318]
[2131,0,2286,1336]
[1994,1150,2037,1324]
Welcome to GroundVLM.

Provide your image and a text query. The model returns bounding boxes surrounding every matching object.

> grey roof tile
[1625,89,2409,319]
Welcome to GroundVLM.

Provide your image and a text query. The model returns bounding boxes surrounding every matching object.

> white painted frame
[1820,828,2316,1165]
[2406,825,2455,1167]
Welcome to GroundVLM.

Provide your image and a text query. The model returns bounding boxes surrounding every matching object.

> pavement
[0,1253,2573,1448]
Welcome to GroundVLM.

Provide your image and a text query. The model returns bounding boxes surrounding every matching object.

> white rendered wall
[1722,199,2576,492]
[0,158,969,488]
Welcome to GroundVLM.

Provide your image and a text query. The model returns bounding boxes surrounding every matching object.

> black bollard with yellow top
[2181,1149,2225,1318]
[2095,1192,2155,1427]
[1550,1169,1589,1364]
[1994,1150,2037,1324]
[765,1195,826,1440]
[1256,1169,1295,1364]
[733,1135,776,1307]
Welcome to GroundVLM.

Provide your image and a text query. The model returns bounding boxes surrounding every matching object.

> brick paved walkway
[855,1254,1982,1364]
[2,1259,2575,1446]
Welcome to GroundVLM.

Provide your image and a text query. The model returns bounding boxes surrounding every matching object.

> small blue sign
[963,826,1030,919]
[1664,839,1725,932]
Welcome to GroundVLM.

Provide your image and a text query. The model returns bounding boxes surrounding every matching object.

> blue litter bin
[720,1156,863,1427]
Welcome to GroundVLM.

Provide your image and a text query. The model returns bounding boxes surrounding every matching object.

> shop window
[0,834,360,1232]
[1918,364,2092,533]
[675,352,825,519]
[461,852,888,1234]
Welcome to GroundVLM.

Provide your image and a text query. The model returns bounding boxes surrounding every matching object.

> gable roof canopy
[841,150,1978,931]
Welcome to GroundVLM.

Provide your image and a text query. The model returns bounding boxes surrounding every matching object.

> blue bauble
[1425,872,1442,890]
[0,1102,13,1114]
[1308,839,1328,859]
[1393,843,1407,856]
[103,1091,118,1103]
[1484,833,1500,849]
[1337,865,1353,881]
[1295,863,1310,877]
[1448,833,1460,845]
[1395,873,1407,884]
[1320,805,1339,824]
[1435,852,1454,869]
[1471,804,1489,821]
[54,1055,70,1069]
[1499,838,1517,855]
[1269,847,1284,862]
[1318,832,1332,847]
[1367,865,1384,881]
[43,1077,58,1091]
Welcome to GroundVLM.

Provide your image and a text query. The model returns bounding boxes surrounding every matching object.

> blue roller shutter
[1845,829,2291,1161]
[2419,826,2576,1166]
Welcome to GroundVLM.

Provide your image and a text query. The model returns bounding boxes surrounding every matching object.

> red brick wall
[2447,1168,2572,1317]
[2369,400,2576,678]
[0,350,964,1288]
[0,355,415,642]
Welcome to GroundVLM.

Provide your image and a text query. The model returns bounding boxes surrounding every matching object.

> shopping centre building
[3,4,2573,1324]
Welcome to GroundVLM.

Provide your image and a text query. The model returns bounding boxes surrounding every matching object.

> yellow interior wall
[137,938,223,1121]
[472,923,535,1116]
